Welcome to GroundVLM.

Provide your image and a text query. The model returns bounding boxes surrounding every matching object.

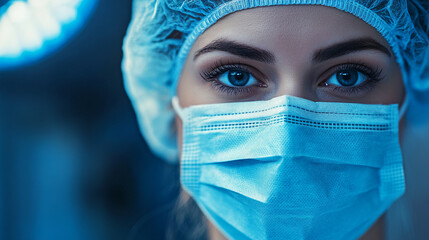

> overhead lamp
[0,0,97,70]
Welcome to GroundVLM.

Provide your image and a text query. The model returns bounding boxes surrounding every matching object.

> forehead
[191,5,390,56]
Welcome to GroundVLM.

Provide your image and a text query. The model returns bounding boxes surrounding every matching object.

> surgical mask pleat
[198,153,380,205]
[196,122,397,167]
[179,95,405,240]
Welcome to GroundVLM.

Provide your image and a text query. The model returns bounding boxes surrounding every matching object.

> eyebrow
[194,39,275,63]
[193,37,391,64]
[313,38,391,63]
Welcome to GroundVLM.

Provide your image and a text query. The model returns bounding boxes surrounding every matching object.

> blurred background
[0,0,179,239]
[1,1,429,240]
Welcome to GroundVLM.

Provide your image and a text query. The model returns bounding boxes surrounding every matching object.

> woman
[122,0,429,239]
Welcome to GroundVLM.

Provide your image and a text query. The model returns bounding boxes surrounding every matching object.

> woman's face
[176,5,405,150]
[175,5,405,239]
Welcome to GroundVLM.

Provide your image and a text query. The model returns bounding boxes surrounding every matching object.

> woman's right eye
[218,70,259,87]
[200,63,268,96]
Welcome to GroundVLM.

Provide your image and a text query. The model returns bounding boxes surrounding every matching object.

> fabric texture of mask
[173,95,405,240]
[122,0,429,163]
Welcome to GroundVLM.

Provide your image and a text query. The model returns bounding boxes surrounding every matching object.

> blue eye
[218,70,259,87]
[325,69,368,87]
[200,63,269,96]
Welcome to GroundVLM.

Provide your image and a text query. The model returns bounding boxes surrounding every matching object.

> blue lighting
[0,0,9,8]
[0,0,97,70]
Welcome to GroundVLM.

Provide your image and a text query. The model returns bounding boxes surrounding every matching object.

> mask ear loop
[399,92,409,120]
[172,96,185,120]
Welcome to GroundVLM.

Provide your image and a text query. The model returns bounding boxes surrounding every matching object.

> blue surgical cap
[122,0,429,163]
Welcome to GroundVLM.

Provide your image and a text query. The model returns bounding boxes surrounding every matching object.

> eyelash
[321,62,383,96]
[200,60,264,96]
[200,60,383,96]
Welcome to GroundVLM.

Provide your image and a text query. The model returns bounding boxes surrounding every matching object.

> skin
[175,5,405,240]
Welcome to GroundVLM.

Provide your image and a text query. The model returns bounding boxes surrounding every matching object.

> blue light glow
[0,0,98,70]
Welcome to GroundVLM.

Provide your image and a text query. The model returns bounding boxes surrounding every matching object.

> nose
[272,72,318,102]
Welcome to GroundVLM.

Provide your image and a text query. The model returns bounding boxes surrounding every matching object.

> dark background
[2,1,429,240]
[0,1,178,239]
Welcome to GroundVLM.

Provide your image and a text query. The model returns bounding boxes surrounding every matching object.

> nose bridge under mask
[173,94,407,121]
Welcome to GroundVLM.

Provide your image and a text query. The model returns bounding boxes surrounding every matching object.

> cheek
[177,72,197,108]
[387,64,406,149]
[389,65,406,105]
[178,57,237,107]
[395,66,406,107]
[176,60,197,162]
[177,61,212,107]
[368,63,405,105]
[175,116,183,161]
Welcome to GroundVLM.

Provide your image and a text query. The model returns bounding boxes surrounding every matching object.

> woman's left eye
[218,70,259,87]
[325,69,368,87]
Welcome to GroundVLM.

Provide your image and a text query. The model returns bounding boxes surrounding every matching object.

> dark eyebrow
[194,39,275,63]
[313,38,391,63]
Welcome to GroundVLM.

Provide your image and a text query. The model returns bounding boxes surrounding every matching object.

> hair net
[122,0,429,163]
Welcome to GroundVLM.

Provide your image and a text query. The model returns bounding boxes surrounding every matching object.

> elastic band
[172,96,185,120]
[399,93,409,120]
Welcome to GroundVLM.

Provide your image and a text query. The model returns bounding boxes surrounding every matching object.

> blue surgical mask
[172,95,405,240]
